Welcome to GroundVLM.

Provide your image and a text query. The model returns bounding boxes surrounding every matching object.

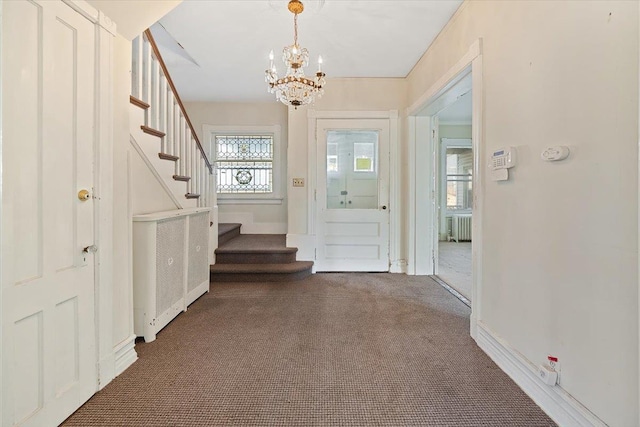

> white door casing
[315,119,390,272]
[2,1,99,425]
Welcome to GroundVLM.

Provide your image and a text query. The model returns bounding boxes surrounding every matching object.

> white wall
[112,34,134,349]
[185,102,288,234]
[407,1,638,425]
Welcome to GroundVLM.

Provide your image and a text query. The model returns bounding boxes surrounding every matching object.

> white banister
[132,28,213,209]
[131,36,142,99]
[142,34,151,105]
[166,91,174,156]
[173,99,180,158]
[159,73,167,148]
[150,58,159,130]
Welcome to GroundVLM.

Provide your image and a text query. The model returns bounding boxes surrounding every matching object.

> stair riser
[210,269,312,282]
[218,228,241,246]
[215,252,297,264]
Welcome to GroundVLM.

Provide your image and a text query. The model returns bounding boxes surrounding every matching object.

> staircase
[129,29,212,208]
[211,224,313,282]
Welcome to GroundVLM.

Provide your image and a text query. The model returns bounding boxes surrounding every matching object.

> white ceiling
[154,0,463,103]
[438,90,472,124]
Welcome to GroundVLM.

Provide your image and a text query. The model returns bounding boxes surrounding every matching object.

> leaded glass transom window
[215,135,273,194]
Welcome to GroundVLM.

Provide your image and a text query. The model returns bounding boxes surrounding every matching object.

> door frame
[0,0,118,417]
[307,110,400,272]
[406,39,484,339]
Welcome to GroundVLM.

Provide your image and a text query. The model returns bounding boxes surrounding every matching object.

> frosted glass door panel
[326,130,379,209]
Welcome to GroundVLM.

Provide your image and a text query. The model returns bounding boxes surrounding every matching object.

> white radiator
[452,215,472,242]
[133,207,211,342]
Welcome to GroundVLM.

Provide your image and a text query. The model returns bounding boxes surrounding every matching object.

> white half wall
[407,1,639,425]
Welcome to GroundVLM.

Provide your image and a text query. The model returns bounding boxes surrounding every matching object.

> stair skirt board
[129,135,183,209]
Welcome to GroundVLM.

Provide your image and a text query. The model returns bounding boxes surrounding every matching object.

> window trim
[204,124,282,205]
[441,138,472,215]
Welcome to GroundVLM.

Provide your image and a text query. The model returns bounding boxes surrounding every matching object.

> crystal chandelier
[265,0,326,108]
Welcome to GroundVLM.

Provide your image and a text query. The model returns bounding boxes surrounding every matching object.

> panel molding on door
[315,119,390,272]
[2,1,100,425]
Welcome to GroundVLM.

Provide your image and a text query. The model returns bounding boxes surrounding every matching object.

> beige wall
[185,102,288,232]
[408,1,638,425]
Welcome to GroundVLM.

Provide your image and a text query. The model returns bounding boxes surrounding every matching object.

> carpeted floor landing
[63,274,555,426]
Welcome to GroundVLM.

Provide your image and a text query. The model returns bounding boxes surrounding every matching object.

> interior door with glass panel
[316,119,390,271]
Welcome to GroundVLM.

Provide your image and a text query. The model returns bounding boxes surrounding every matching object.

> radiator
[452,215,472,242]
[132,207,211,343]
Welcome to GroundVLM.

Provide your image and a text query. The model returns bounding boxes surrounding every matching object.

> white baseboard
[218,211,286,234]
[286,234,316,261]
[113,334,138,377]
[476,323,606,427]
[390,259,407,273]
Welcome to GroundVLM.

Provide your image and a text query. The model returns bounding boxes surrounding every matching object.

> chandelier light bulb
[317,55,323,71]
[269,50,274,61]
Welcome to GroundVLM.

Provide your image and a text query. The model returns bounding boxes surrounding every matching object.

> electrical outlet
[292,178,305,187]
[538,364,558,386]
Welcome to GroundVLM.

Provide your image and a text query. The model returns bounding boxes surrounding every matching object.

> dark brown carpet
[63,274,555,426]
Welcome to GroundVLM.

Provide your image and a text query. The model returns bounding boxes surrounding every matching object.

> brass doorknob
[78,189,90,201]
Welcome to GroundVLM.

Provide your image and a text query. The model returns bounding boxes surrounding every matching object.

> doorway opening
[407,40,483,336]
[435,92,473,302]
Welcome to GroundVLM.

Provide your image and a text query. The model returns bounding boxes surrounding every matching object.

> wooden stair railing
[130,29,212,207]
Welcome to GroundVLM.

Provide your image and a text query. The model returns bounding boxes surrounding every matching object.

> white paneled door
[2,1,98,425]
[316,119,390,271]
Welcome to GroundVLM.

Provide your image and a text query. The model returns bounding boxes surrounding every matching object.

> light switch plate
[292,178,305,187]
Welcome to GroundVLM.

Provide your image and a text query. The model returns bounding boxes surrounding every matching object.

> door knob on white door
[83,245,98,254]
[78,189,91,201]
[382,205,387,210]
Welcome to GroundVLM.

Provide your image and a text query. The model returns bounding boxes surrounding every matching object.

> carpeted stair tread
[210,261,313,273]
[218,223,242,246]
[218,223,242,235]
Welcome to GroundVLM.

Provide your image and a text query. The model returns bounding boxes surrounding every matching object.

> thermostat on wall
[541,146,569,162]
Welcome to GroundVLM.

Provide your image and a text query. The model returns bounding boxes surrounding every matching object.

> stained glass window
[214,135,273,194]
